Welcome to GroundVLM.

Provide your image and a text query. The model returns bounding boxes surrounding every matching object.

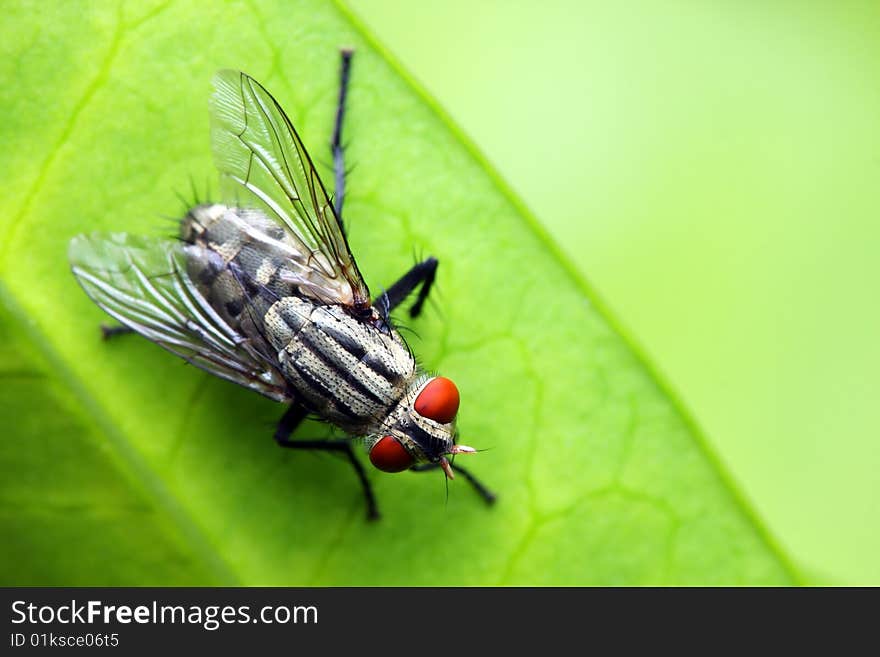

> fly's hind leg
[273,403,380,521]
[330,48,440,319]
[410,462,496,505]
[331,48,354,223]
[100,324,134,340]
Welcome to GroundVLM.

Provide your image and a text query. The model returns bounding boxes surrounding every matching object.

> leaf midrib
[0,282,240,586]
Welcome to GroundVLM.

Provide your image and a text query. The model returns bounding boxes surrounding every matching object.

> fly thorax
[264,301,418,433]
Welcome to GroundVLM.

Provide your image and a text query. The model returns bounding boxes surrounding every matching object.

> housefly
[68,51,494,519]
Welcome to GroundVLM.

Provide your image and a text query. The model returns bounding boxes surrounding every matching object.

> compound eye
[369,435,415,473]
[414,376,460,424]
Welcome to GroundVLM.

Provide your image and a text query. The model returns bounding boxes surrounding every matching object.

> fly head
[367,376,476,479]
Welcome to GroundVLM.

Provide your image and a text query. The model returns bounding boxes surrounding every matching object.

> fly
[68,51,494,520]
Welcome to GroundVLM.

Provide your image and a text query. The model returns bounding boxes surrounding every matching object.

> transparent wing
[211,69,371,311]
[69,232,292,403]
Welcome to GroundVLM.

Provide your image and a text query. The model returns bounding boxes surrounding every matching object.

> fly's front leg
[273,403,380,520]
[410,462,496,505]
[380,257,439,318]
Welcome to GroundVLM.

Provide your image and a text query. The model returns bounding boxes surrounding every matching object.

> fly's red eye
[369,436,414,473]
[414,376,460,424]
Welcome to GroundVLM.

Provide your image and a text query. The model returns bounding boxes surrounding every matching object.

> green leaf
[0,0,799,585]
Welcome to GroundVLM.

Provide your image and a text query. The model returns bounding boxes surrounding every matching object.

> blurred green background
[346,0,880,583]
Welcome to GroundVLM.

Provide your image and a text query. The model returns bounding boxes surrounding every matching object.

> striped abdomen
[180,204,302,341]
[180,203,416,431]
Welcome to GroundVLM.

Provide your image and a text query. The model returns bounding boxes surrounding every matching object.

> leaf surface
[0,0,797,584]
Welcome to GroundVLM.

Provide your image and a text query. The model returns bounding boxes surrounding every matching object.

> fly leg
[331,48,440,319]
[380,257,439,318]
[331,48,354,222]
[100,324,134,339]
[410,462,496,505]
[273,403,380,520]
[273,402,309,441]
